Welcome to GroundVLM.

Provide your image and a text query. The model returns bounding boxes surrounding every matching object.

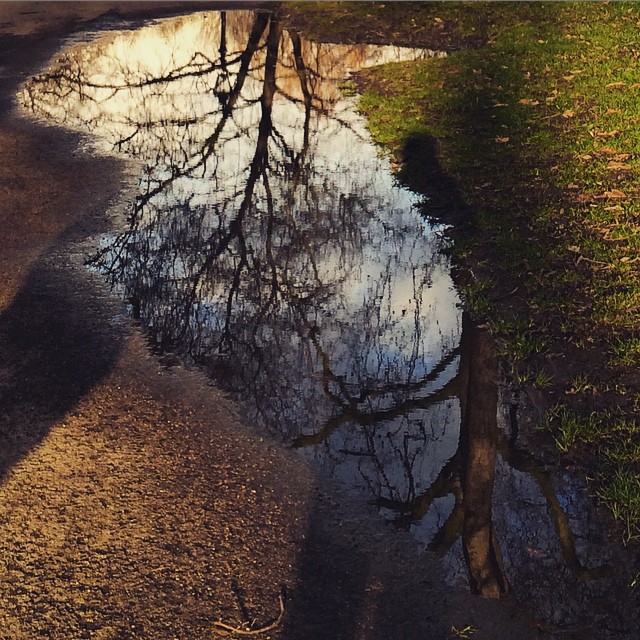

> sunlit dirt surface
[0,4,628,639]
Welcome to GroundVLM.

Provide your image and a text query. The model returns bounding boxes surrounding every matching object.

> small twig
[213,592,285,636]
[576,254,609,267]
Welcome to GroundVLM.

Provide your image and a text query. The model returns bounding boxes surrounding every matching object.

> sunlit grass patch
[594,289,640,330]
[516,367,553,389]
[544,404,602,452]
[596,469,640,542]
[458,276,493,317]
[611,336,640,367]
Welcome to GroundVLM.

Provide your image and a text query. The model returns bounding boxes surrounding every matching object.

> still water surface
[18,9,639,635]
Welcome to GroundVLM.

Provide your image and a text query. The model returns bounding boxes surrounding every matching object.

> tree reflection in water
[19,8,639,632]
[22,9,460,494]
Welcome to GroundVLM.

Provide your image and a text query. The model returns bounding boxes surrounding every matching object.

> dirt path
[0,4,554,639]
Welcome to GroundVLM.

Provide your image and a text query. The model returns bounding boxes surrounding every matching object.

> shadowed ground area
[0,4,557,639]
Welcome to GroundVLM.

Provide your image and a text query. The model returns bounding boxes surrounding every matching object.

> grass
[491,316,548,363]
[516,368,553,390]
[543,405,602,453]
[567,373,598,396]
[284,1,640,540]
[450,625,476,640]
[612,336,640,367]
[596,469,640,542]
[458,277,493,317]
[544,403,640,537]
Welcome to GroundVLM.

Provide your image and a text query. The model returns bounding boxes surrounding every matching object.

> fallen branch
[213,592,285,636]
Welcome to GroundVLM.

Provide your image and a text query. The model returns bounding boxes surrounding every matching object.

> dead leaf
[605,81,627,89]
[630,83,640,90]
[620,256,633,263]
[494,136,510,143]
[605,108,622,115]
[599,189,627,199]
[562,109,576,118]
[614,153,631,161]
[595,129,621,138]
[518,98,540,106]
[577,154,593,161]
[607,161,631,170]
[568,245,581,253]
[493,103,508,107]
[598,146,621,155]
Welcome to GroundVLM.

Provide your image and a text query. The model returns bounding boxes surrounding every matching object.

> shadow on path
[0,256,125,482]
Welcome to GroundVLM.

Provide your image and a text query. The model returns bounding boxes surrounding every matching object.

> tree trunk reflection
[459,315,507,598]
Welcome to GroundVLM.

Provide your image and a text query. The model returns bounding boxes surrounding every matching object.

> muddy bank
[0,4,558,639]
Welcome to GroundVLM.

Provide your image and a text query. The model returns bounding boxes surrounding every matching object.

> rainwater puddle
[17,8,638,635]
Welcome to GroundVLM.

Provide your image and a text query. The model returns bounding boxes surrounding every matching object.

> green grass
[491,316,548,363]
[458,277,493,317]
[596,469,640,542]
[544,403,640,536]
[543,405,601,453]
[515,367,553,390]
[567,373,598,396]
[612,336,640,367]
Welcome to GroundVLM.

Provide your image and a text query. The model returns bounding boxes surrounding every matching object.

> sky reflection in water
[18,10,639,633]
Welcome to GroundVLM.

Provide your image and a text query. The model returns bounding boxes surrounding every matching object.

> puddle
[17,8,639,635]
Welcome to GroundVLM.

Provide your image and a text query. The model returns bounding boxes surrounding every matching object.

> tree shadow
[0,256,125,482]
[281,504,371,640]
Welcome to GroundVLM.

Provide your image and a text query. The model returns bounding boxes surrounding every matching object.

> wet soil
[0,4,557,640]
